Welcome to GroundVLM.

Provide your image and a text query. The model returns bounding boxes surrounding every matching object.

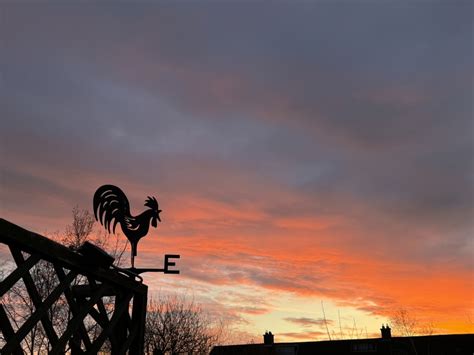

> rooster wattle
[93,184,162,268]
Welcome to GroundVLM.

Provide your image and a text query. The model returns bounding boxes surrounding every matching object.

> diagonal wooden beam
[1,269,76,354]
[0,254,41,297]
[0,304,24,355]
[9,246,60,347]
[50,283,108,355]
[82,277,115,349]
[0,303,15,339]
[54,264,92,351]
[86,306,109,329]
[86,277,111,323]
[117,319,139,355]
[87,292,133,354]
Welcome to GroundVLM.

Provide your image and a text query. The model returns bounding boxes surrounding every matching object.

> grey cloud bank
[1,2,472,268]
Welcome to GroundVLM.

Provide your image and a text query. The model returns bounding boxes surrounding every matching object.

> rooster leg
[131,253,135,268]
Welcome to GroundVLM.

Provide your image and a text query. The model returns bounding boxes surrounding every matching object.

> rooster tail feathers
[93,185,131,233]
[112,219,119,234]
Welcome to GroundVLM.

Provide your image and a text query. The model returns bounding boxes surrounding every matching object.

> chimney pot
[264,331,274,345]
[381,325,391,339]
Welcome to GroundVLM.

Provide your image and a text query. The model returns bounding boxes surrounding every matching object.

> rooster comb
[144,196,159,211]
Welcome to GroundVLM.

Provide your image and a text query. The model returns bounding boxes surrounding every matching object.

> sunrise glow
[1,1,473,344]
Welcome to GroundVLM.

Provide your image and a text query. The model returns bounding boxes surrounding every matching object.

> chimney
[263,331,274,345]
[380,324,391,339]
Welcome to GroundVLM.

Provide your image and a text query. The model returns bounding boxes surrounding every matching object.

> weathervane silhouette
[93,184,162,268]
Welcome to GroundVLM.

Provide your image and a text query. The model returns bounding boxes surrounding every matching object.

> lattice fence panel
[0,218,147,355]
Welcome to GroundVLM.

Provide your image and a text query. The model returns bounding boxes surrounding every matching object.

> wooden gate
[0,218,147,354]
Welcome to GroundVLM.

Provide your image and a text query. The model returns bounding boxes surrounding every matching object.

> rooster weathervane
[93,184,179,274]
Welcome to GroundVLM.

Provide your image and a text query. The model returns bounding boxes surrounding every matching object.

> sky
[0,1,473,343]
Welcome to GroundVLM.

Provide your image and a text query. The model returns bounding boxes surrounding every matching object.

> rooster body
[93,185,162,268]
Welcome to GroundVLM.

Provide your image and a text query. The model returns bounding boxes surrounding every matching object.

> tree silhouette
[144,294,225,355]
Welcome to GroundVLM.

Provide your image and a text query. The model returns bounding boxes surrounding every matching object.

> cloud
[233,306,270,316]
[284,317,333,328]
[278,331,327,341]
